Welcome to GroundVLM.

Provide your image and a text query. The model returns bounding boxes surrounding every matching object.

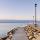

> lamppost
[33,16,34,24]
[35,3,37,27]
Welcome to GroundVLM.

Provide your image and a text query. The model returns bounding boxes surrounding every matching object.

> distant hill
[0,20,40,23]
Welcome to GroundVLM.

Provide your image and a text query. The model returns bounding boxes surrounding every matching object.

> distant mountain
[0,20,40,23]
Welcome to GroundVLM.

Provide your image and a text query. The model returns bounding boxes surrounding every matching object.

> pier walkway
[13,27,28,40]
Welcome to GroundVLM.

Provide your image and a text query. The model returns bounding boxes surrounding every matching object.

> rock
[24,24,40,40]
[32,38,36,40]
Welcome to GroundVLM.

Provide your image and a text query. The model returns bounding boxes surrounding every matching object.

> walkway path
[13,27,28,40]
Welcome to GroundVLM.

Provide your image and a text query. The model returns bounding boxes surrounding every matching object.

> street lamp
[35,3,37,27]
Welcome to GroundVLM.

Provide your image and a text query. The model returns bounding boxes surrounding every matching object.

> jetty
[13,27,28,40]
[0,25,40,40]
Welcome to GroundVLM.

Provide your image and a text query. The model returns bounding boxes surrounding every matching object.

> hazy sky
[0,0,40,20]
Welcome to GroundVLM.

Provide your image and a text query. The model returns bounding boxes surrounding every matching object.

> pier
[13,27,28,40]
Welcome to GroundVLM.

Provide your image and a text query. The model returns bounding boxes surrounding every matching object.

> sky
[0,0,40,20]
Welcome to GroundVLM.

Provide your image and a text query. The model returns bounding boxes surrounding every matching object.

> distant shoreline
[0,20,40,23]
